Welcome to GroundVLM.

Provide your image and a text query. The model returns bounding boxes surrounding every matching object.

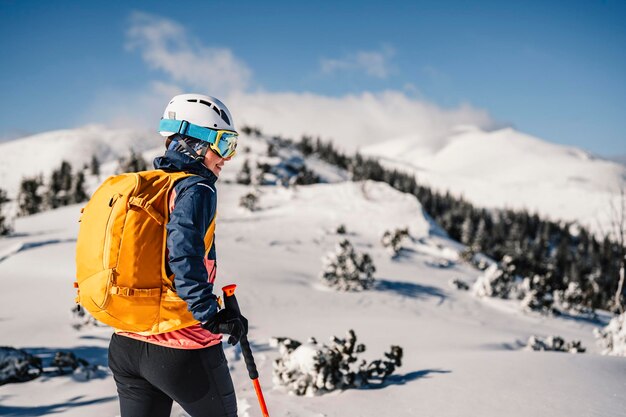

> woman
[108,94,246,417]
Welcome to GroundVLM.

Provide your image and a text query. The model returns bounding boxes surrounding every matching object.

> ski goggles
[159,119,238,158]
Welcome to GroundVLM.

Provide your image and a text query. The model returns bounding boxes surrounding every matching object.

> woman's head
[159,94,238,177]
[166,135,232,177]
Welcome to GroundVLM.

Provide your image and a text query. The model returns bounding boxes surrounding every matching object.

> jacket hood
[153,150,218,184]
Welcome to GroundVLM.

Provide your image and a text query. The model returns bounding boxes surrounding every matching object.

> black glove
[202,309,248,346]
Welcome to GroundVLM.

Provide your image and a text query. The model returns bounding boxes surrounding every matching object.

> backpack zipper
[102,194,120,269]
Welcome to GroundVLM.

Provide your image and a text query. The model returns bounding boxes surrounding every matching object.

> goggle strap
[160,119,221,146]
[199,143,209,158]
[177,138,203,161]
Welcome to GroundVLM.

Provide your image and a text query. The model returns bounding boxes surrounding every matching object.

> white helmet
[159,93,236,137]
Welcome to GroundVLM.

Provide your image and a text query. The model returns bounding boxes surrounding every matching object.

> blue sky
[0,0,624,156]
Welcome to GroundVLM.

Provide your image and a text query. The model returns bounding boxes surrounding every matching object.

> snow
[1,176,625,416]
[0,126,625,416]
[0,125,157,195]
[362,125,626,234]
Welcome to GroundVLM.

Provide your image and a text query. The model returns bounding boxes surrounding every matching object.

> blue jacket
[153,150,219,323]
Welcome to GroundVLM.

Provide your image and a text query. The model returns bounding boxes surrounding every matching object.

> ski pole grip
[240,336,259,379]
[222,284,240,313]
[222,284,259,380]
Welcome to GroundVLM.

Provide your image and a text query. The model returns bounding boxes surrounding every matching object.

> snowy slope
[362,125,626,233]
[1,179,625,417]
[0,125,157,195]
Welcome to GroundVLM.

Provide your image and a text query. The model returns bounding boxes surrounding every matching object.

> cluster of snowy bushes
[271,330,403,396]
[525,335,586,353]
[271,130,625,316]
[472,255,598,317]
[0,346,104,385]
[235,143,320,187]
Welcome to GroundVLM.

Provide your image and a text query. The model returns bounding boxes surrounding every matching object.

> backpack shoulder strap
[167,173,217,251]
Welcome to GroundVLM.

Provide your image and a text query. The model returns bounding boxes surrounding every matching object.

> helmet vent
[182,98,231,127]
[220,110,230,125]
[197,99,221,116]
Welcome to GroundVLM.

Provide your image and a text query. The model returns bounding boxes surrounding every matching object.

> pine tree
[45,161,73,209]
[45,168,62,210]
[118,149,148,173]
[321,239,376,291]
[90,154,100,177]
[236,159,252,185]
[72,171,89,204]
[58,161,73,207]
[473,217,488,251]
[17,177,43,216]
[461,216,474,246]
[381,228,409,257]
[0,188,11,235]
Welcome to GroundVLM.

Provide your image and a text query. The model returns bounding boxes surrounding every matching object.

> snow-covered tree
[381,228,409,258]
[271,330,402,396]
[51,351,102,380]
[17,176,43,216]
[553,281,594,315]
[320,239,376,291]
[607,187,625,313]
[519,274,556,314]
[460,216,474,246]
[45,160,73,209]
[449,278,470,291]
[72,170,89,204]
[0,188,11,236]
[118,149,148,173]
[70,304,101,330]
[526,335,586,353]
[472,255,519,298]
[236,159,252,185]
[239,192,259,212]
[90,154,100,177]
[594,312,626,356]
[0,347,42,384]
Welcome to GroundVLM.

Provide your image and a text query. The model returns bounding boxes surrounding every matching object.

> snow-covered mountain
[0,125,157,195]
[1,124,624,234]
[362,125,626,233]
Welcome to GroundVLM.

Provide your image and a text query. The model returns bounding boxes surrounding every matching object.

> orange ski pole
[222,284,270,417]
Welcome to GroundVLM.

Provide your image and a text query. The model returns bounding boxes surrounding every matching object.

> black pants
[108,333,237,417]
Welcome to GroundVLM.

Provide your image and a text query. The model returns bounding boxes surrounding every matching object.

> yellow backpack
[75,170,216,335]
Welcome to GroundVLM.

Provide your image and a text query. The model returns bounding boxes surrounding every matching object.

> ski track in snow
[0,238,76,263]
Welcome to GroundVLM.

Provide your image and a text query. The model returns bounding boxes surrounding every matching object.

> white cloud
[81,12,495,153]
[320,46,395,79]
[79,81,183,130]
[228,90,494,153]
[126,11,252,96]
